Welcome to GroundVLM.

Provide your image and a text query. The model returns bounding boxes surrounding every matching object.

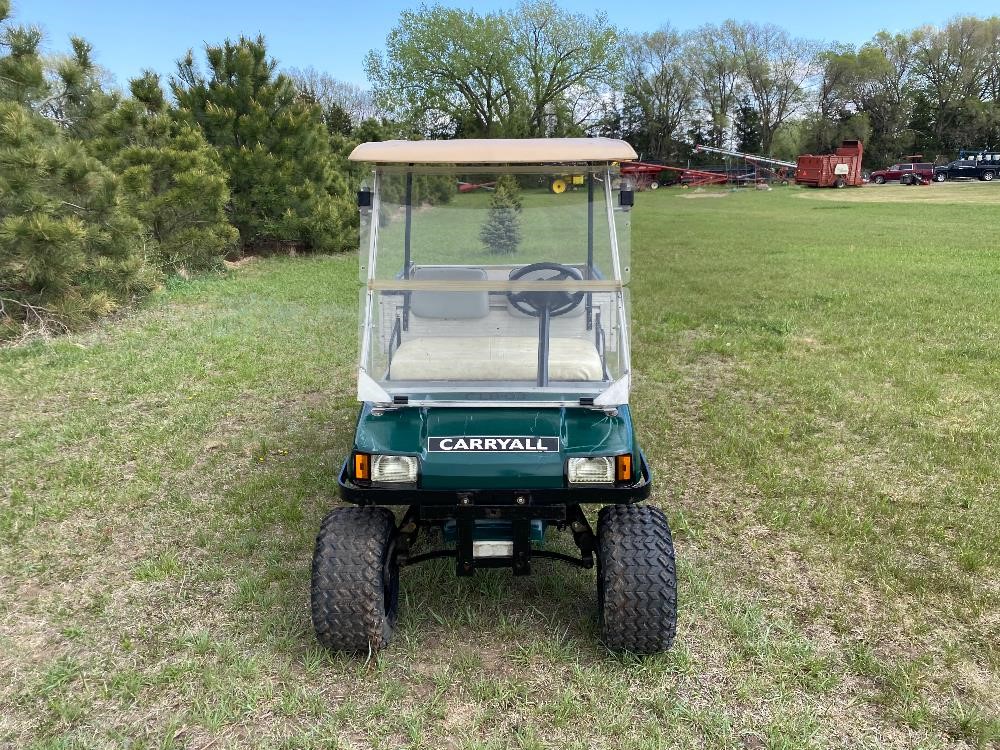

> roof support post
[403,169,413,330]
[586,171,594,331]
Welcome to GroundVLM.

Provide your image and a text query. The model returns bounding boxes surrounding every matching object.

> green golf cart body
[311,138,677,655]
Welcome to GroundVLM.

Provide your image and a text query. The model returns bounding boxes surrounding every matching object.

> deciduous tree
[622,26,694,161]
[512,1,622,136]
[726,21,821,153]
[915,17,1000,151]
[366,6,520,137]
[365,1,623,138]
[286,66,384,134]
[685,24,742,148]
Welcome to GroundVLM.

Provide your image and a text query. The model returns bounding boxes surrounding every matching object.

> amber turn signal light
[353,452,371,481]
[615,454,633,482]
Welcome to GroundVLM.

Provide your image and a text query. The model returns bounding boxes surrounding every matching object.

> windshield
[357,167,632,407]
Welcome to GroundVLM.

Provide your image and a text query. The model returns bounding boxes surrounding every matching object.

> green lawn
[2,182,998,749]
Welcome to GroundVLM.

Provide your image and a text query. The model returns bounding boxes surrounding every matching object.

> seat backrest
[409,266,489,319]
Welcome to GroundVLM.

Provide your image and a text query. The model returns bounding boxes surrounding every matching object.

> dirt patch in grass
[680,190,729,199]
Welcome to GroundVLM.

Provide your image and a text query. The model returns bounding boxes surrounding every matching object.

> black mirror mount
[619,178,634,210]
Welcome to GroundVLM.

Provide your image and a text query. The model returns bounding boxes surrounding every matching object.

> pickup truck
[933,153,1000,182]
[870,162,934,184]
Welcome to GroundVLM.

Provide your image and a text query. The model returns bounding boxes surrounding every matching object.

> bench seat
[388,336,603,381]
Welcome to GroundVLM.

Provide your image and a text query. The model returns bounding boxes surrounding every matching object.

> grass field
[1,181,998,749]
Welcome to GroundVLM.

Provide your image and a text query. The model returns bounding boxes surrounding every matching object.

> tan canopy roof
[348,137,637,164]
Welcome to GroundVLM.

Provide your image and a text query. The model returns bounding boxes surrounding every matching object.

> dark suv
[934,153,1000,182]
[870,162,934,184]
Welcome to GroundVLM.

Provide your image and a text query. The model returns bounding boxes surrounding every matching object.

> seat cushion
[409,266,489,319]
[389,336,603,381]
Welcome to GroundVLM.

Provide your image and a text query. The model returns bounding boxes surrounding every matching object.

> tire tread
[311,507,397,654]
[597,504,677,654]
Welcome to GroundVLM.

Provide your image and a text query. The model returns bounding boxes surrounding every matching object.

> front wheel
[311,507,399,654]
[873,175,885,184]
[935,172,947,182]
[834,177,846,188]
[649,181,659,190]
[982,171,995,182]
[597,504,677,654]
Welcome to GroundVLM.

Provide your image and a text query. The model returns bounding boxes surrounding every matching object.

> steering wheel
[507,262,585,318]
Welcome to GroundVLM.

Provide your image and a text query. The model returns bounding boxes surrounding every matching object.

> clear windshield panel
[358,167,632,405]
[365,169,628,283]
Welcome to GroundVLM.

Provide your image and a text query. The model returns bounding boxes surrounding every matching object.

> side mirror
[619,178,634,211]
[357,184,372,215]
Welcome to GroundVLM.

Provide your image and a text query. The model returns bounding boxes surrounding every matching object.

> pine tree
[735,96,763,154]
[0,3,152,338]
[494,174,522,212]
[323,102,353,137]
[479,181,521,255]
[0,1,43,106]
[90,72,238,271]
[40,36,119,141]
[171,36,354,254]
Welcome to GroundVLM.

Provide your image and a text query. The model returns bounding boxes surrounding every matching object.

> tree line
[2,0,998,339]
[366,4,1000,169]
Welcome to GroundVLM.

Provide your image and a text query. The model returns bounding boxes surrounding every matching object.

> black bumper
[337,451,652,507]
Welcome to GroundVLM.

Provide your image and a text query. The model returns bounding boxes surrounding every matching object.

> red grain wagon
[795,140,865,188]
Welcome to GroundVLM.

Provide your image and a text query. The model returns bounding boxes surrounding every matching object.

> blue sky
[19,0,1000,89]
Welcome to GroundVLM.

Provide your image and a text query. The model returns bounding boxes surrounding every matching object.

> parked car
[934,152,1000,182]
[934,160,980,181]
[870,162,934,184]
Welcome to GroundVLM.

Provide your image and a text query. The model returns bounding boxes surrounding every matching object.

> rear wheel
[982,171,995,181]
[649,181,659,190]
[550,178,567,194]
[311,507,399,654]
[935,172,947,182]
[834,177,847,188]
[597,504,677,654]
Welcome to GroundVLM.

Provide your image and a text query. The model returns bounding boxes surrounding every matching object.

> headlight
[371,454,418,484]
[568,456,615,484]
[567,455,634,485]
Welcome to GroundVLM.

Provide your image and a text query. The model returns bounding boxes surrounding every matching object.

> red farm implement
[795,140,865,188]
[693,145,796,184]
[620,161,729,189]
[457,180,496,193]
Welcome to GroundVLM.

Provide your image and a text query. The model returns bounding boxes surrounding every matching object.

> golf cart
[311,138,677,655]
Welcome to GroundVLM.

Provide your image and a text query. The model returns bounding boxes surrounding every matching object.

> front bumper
[337,450,652,507]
